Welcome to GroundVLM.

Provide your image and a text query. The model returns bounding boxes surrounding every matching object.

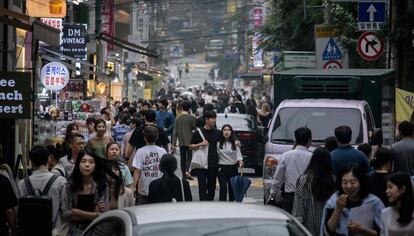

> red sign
[253,8,263,28]
[101,0,114,50]
[357,32,384,61]
[323,60,342,69]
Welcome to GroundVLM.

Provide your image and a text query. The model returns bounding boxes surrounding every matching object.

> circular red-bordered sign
[357,32,384,61]
[323,60,342,69]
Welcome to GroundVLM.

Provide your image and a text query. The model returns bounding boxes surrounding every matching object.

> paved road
[172,146,264,205]
[167,53,216,88]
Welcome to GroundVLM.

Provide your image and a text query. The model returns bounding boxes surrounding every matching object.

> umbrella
[230,170,251,202]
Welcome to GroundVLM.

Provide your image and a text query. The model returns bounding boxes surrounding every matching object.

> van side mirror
[370,128,383,146]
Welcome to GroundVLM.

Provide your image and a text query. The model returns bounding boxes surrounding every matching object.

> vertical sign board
[315,25,349,69]
[0,72,31,119]
[61,23,87,60]
[101,0,115,50]
[358,2,386,31]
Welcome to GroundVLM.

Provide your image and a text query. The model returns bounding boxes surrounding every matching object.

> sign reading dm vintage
[0,72,31,119]
[40,62,69,91]
[61,23,87,60]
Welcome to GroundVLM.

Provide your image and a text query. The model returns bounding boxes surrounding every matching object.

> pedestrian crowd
[269,122,414,236]
[0,87,274,236]
[1,83,414,236]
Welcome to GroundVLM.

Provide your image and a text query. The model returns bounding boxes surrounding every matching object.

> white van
[263,99,380,200]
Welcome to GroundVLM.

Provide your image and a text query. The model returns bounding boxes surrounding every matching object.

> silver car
[82,202,312,236]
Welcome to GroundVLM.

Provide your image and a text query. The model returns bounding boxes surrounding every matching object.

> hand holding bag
[190,128,208,170]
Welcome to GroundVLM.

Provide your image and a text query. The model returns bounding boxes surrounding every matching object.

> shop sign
[284,51,316,68]
[61,23,87,60]
[26,0,66,18]
[40,62,69,91]
[40,18,63,30]
[0,72,31,119]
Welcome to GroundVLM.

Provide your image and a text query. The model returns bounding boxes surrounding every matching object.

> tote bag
[190,128,208,169]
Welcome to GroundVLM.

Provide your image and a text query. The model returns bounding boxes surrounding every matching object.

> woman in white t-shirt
[380,172,414,236]
[217,124,243,201]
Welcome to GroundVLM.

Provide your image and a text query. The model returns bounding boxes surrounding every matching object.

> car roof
[279,99,367,109]
[217,113,252,119]
[276,68,394,76]
[125,202,290,225]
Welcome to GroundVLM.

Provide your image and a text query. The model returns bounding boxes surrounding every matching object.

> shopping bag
[190,128,208,169]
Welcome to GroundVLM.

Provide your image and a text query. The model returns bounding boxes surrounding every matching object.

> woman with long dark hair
[106,142,133,188]
[380,172,414,235]
[62,123,80,155]
[368,148,394,206]
[147,154,192,203]
[61,151,108,235]
[292,147,335,236]
[104,161,135,210]
[321,164,385,236]
[217,124,243,201]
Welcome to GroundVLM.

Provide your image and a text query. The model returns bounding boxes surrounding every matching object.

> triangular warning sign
[322,38,342,60]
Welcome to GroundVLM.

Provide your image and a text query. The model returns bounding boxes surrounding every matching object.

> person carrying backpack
[18,145,67,236]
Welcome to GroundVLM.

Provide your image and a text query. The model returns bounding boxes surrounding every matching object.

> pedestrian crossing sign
[322,38,342,60]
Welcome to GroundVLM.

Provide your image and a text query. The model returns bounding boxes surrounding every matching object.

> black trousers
[282,192,295,214]
[195,167,218,201]
[218,164,238,201]
[179,146,192,177]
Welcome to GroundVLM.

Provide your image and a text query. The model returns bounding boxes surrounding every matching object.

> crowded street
[1,0,414,236]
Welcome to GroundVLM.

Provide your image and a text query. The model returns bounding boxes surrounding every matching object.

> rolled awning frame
[97,32,158,58]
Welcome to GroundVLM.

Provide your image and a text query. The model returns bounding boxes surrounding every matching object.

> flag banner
[396,88,414,123]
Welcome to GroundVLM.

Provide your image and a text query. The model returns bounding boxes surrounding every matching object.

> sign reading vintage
[61,23,87,60]
[0,72,31,119]
[40,62,69,91]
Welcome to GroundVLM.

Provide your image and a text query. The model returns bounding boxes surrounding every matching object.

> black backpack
[18,175,59,236]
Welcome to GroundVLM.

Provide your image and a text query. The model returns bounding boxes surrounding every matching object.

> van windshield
[271,107,363,144]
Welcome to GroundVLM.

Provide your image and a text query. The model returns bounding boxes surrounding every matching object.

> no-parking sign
[357,32,384,61]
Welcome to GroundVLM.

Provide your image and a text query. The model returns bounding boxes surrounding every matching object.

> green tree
[260,0,324,52]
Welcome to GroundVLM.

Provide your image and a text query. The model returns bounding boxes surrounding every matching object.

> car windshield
[135,219,307,236]
[271,107,363,144]
[216,116,256,130]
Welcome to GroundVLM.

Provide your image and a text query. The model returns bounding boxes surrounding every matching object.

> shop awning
[40,47,109,77]
[96,33,158,58]
[136,72,153,81]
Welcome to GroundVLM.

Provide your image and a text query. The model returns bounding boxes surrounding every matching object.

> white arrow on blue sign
[322,38,342,60]
[358,2,386,31]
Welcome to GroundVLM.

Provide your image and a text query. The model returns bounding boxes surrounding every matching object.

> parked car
[82,202,312,236]
[216,113,265,175]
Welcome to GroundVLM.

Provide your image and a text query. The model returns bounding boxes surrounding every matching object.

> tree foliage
[260,0,324,52]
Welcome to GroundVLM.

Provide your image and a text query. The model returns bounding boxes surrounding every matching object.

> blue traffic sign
[322,38,342,60]
[358,2,385,23]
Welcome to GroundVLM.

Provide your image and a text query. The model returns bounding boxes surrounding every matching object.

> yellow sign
[26,0,66,18]
[144,89,152,100]
[227,0,237,15]
[314,25,338,38]
[396,88,414,123]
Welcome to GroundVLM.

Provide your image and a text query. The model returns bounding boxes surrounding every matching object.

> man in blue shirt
[112,113,131,144]
[155,99,175,136]
[331,126,370,175]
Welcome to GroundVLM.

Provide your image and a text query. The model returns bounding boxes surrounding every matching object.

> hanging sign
[0,72,31,119]
[61,23,87,60]
[40,62,69,91]
[357,32,384,61]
